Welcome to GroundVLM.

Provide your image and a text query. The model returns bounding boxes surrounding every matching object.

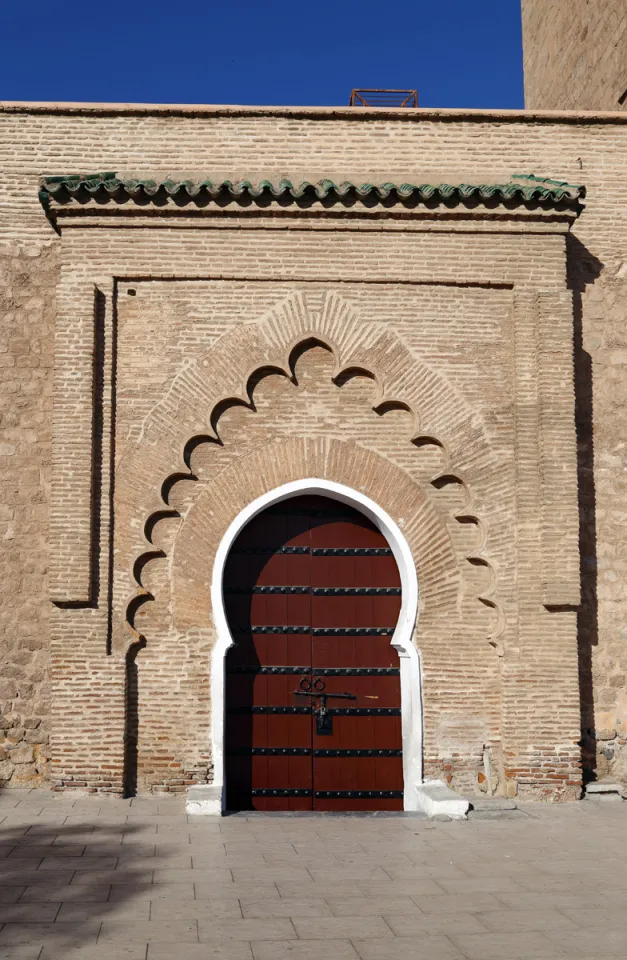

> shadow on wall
[124,637,146,798]
[0,800,154,957]
[567,234,603,784]
[52,288,108,617]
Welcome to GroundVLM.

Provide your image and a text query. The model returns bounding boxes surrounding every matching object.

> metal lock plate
[316,711,333,735]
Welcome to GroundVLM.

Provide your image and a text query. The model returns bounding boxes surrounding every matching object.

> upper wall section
[2,100,627,259]
[522,0,627,111]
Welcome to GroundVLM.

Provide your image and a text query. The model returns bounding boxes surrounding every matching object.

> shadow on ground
[0,802,159,958]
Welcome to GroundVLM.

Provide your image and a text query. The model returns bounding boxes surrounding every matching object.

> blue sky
[1,0,524,109]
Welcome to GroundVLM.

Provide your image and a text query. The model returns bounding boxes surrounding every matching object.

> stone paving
[1,790,627,959]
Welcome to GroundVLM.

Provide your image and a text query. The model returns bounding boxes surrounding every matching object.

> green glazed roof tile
[38,171,585,214]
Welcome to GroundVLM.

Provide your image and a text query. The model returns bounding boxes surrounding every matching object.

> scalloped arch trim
[114,291,503,650]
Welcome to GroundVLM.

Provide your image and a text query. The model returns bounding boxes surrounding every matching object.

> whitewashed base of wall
[186,784,222,816]
[186,780,470,818]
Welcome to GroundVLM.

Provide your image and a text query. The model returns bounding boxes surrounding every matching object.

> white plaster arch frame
[209,478,422,813]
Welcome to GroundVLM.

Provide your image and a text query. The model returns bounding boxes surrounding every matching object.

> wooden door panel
[264,713,311,747]
[254,755,312,789]
[255,554,310,585]
[371,556,402,587]
[314,757,403,790]
[311,708,402,754]
[314,797,403,812]
[313,715,403,749]
[310,556,355,586]
[224,494,404,812]
[311,637,399,670]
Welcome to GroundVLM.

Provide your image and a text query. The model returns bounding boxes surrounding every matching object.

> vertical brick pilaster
[538,290,580,607]
[503,293,581,798]
[49,278,96,603]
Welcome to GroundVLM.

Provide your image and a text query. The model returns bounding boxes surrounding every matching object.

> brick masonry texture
[0,240,56,785]
[522,0,627,111]
[0,99,625,799]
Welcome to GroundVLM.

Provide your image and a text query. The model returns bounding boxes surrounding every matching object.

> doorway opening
[223,494,404,811]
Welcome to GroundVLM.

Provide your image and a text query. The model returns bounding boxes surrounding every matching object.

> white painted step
[415,780,469,819]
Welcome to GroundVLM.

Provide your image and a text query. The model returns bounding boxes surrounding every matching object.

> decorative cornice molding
[38,172,585,219]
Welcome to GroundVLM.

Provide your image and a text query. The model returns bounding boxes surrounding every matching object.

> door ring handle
[299,676,326,692]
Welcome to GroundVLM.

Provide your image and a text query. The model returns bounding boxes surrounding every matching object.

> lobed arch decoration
[131,435,496,811]
[124,420,502,663]
[168,437,460,636]
[167,442,458,812]
[116,291,504,657]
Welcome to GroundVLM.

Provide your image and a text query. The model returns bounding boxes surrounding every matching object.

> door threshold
[223,810,428,818]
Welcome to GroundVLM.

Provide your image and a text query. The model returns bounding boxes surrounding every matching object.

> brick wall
[1,102,626,796]
[117,289,509,795]
[0,240,57,785]
[522,0,627,110]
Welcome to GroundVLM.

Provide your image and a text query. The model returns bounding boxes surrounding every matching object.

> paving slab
[325,896,421,916]
[195,881,281,900]
[559,905,627,927]
[383,912,488,935]
[198,918,296,941]
[291,916,393,939]
[0,883,27,902]
[544,926,627,954]
[40,947,147,959]
[151,899,244,920]
[494,890,618,911]
[149,946,253,960]
[1,869,77,886]
[8,844,86,859]
[251,941,358,960]
[0,948,45,959]
[352,937,464,960]
[0,902,60,922]
[409,892,503,914]
[153,868,233,883]
[0,920,100,946]
[57,901,151,921]
[99,919,199,942]
[20,884,111,903]
[435,875,527,894]
[230,866,316,881]
[274,880,364,898]
[240,897,333,918]
[305,866,393,882]
[475,907,579,932]
[450,931,567,959]
[108,881,195,901]
[382,863,469,880]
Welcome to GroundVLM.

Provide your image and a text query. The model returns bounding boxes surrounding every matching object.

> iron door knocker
[292,679,357,735]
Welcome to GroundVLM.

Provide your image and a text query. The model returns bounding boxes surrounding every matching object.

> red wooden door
[224,495,403,811]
